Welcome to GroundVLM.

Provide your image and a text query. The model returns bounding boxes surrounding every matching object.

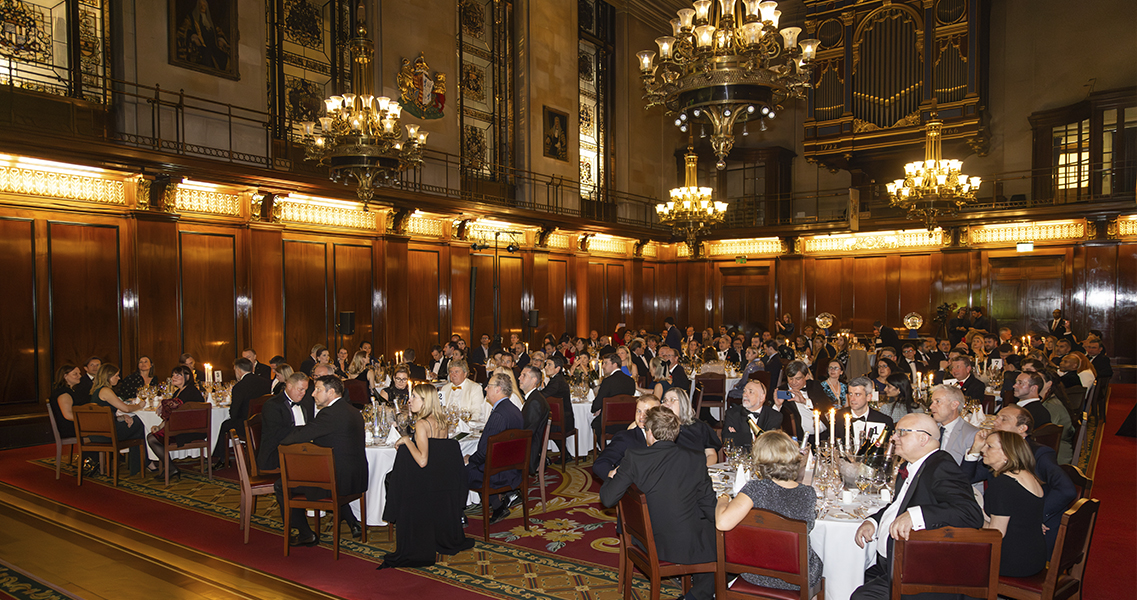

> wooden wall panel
[988,253,1065,340]
[718,264,772,335]
[449,245,471,343]
[0,219,37,405]
[135,218,182,372]
[642,265,656,331]
[898,254,933,330]
[179,231,237,377]
[656,261,677,327]
[1114,244,1136,376]
[333,244,373,354]
[606,263,626,333]
[248,228,283,360]
[470,253,495,340]
[48,223,121,371]
[499,255,524,340]
[684,262,709,330]
[810,258,845,329]
[283,240,328,367]
[586,262,605,335]
[852,256,888,332]
[544,258,568,341]
[778,259,805,330]
[406,249,441,355]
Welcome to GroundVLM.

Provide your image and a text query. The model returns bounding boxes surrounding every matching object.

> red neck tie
[898,465,909,481]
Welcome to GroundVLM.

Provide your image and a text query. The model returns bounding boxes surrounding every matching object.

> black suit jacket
[1020,399,1052,428]
[542,372,574,433]
[252,361,272,381]
[833,406,894,445]
[870,450,983,560]
[405,361,428,381]
[230,373,272,422]
[667,363,691,396]
[521,388,550,473]
[279,398,368,496]
[958,375,987,402]
[664,326,681,350]
[467,398,525,490]
[721,402,783,450]
[429,357,450,379]
[515,352,530,369]
[74,374,94,405]
[271,379,285,396]
[724,348,743,365]
[591,370,637,414]
[1090,353,1113,380]
[592,426,646,481]
[258,392,316,471]
[471,346,492,365]
[299,357,316,376]
[600,440,717,565]
[927,351,949,370]
[876,326,902,351]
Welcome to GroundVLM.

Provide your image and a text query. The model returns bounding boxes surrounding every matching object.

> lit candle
[813,410,820,451]
[828,408,836,446]
[845,412,852,449]
[204,363,212,383]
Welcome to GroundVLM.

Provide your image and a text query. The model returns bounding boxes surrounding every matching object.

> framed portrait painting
[169,0,240,80]
[543,106,569,162]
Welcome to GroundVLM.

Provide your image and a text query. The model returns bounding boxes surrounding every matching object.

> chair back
[892,527,1002,600]
[691,383,704,411]
[343,379,370,408]
[982,394,997,414]
[73,404,117,440]
[472,363,488,384]
[601,394,638,430]
[617,485,659,565]
[229,429,252,494]
[547,397,565,429]
[696,373,726,396]
[167,402,211,436]
[278,443,337,504]
[1052,498,1099,580]
[485,429,532,480]
[1032,422,1063,452]
[248,393,273,418]
[245,413,265,476]
[1060,463,1093,499]
[719,508,808,580]
[748,369,770,389]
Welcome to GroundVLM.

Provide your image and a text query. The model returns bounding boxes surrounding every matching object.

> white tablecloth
[552,401,595,458]
[132,406,229,461]
[810,508,878,600]
[351,436,481,526]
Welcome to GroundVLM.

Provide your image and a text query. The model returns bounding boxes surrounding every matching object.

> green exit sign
[735,256,747,264]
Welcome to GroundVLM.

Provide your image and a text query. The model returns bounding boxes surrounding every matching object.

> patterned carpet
[32,455,678,600]
[0,560,72,600]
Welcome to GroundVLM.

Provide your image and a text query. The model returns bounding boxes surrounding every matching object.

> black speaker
[339,311,355,336]
[528,310,539,327]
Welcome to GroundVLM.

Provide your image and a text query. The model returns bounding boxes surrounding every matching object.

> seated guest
[271,363,293,395]
[86,364,146,476]
[518,365,550,474]
[727,346,764,400]
[776,360,832,442]
[947,355,987,402]
[961,404,1075,552]
[834,377,895,447]
[1058,352,1095,390]
[74,356,100,404]
[1034,369,1076,464]
[725,336,745,366]
[661,388,721,466]
[258,372,313,473]
[379,365,411,406]
[820,359,847,407]
[593,395,660,482]
[897,343,926,382]
[721,380,783,452]
[600,407,716,600]
[428,344,449,379]
[358,341,376,364]
[927,384,980,464]
[48,364,84,439]
[661,346,692,394]
[979,430,1047,578]
[615,346,641,381]
[212,358,272,468]
[513,342,530,369]
[590,354,637,437]
[1083,338,1112,389]
[147,365,207,479]
[873,358,900,394]
[179,353,206,385]
[541,355,574,438]
[333,347,350,379]
[298,344,325,376]
[465,373,524,524]
[627,339,650,381]
[852,414,983,600]
[380,384,475,568]
[1011,371,1053,429]
[491,366,525,410]
[276,375,368,546]
[471,333,493,365]
[402,348,428,381]
[243,348,273,380]
[442,360,488,423]
[646,356,673,398]
[811,335,836,380]
[529,350,546,370]
[716,430,822,593]
[698,346,725,374]
[347,350,378,388]
[116,355,155,401]
[879,373,918,423]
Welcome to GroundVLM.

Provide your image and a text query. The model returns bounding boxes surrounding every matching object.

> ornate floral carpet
[0,559,72,600]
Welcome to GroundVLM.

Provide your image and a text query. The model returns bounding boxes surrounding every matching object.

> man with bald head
[851,413,982,600]
[721,380,783,451]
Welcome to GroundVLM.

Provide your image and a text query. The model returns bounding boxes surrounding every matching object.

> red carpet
[1084,384,1136,599]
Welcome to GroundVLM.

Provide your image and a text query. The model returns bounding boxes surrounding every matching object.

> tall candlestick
[845,413,852,449]
[813,410,820,451]
[828,408,836,446]
[204,363,212,384]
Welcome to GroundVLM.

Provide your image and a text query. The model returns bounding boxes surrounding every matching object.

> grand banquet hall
[0,0,1133,598]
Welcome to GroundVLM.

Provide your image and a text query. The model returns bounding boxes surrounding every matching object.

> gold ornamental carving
[0,166,124,205]
[967,220,1086,245]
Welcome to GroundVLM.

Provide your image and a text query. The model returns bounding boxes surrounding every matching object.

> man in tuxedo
[276,375,368,546]
[659,347,691,395]
[1084,337,1112,389]
[541,355,574,435]
[179,353,208,385]
[928,338,951,372]
[591,354,637,437]
[927,384,979,464]
[600,407,717,600]
[213,357,272,467]
[471,334,493,365]
[441,360,488,422]
[402,348,427,380]
[721,380,783,451]
[852,413,984,600]
[835,378,895,447]
[465,373,525,524]
[642,335,659,362]
[74,356,100,404]
[1048,308,1073,341]
[513,342,531,369]
[776,360,833,442]
[761,340,782,396]
[961,404,1075,551]
[588,330,601,348]
[725,336,744,365]
[428,344,449,379]
[897,343,926,382]
[257,372,314,472]
[873,321,901,353]
[242,348,273,381]
[298,344,325,377]
[662,317,681,350]
[947,356,986,402]
[593,395,660,482]
[682,326,698,347]
[1011,371,1052,429]
[918,338,936,366]
[518,365,549,475]
[627,339,650,381]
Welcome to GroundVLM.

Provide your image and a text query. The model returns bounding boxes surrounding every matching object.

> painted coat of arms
[398,53,445,120]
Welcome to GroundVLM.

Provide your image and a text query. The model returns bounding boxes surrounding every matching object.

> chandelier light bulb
[680,124,688,132]
[780,26,801,49]
[719,0,738,19]
[656,36,676,59]
[958,174,969,186]
[318,116,332,131]
[747,105,755,113]
[680,113,688,121]
[694,25,716,49]
[693,0,713,23]
[693,108,702,117]
[758,1,778,22]
[406,124,420,139]
[970,176,981,187]
[360,95,374,110]
[675,118,683,127]
[677,8,696,30]
[670,18,683,36]
[417,132,429,144]
[302,121,315,135]
[741,22,763,46]
[742,0,762,20]
[342,93,356,111]
[770,10,781,28]
[325,98,340,114]
[800,39,820,60]
[761,105,770,115]
[637,50,656,72]
[376,96,390,112]
[723,108,732,116]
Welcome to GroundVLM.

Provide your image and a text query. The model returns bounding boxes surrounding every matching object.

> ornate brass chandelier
[657,146,728,254]
[637,0,819,169]
[886,113,981,229]
[299,3,427,210]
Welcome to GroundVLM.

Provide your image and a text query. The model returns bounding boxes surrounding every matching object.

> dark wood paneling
[777,258,804,332]
[989,254,1064,339]
[606,263,626,333]
[248,227,283,360]
[136,218,181,372]
[642,265,656,331]
[283,240,328,368]
[406,248,440,356]
[0,219,37,405]
[719,263,772,335]
[547,259,568,340]
[179,231,237,378]
[898,254,933,332]
[1114,244,1136,376]
[333,244,373,354]
[940,250,975,309]
[810,258,845,330]
[587,262,605,335]
[48,222,121,372]
[471,253,495,340]
[499,256,524,340]
[449,245,471,343]
[684,261,709,330]
[852,256,888,332]
[657,261,677,328]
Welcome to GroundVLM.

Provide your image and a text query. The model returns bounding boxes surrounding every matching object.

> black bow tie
[851,416,867,423]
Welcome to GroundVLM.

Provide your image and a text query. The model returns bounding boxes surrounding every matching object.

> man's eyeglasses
[394,377,409,382]
[894,428,932,438]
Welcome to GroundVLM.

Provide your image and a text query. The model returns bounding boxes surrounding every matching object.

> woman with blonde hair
[716,430,821,593]
[271,363,293,395]
[647,356,672,398]
[616,345,640,382]
[979,430,1046,577]
[381,383,475,568]
[661,387,721,466]
[86,363,146,476]
[348,350,378,386]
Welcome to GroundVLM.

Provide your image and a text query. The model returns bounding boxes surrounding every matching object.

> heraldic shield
[398,53,446,120]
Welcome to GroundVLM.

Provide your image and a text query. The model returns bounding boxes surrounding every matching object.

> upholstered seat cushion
[727,577,803,600]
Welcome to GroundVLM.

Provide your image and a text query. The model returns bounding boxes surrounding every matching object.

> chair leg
[521,476,530,531]
[75,444,83,487]
[573,434,578,465]
[539,468,547,514]
[332,507,339,561]
[283,500,291,557]
[55,442,62,480]
[360,493,368,544]
[242,494,253,544]
[111,451,119,487]
[482,490,491,541]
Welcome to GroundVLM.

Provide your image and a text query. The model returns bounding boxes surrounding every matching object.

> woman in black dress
[379,384,475,568]
[347,351,380,390]
[334,347,351,379]
[980,430,1047,577]
[379,365,411,406]
[87,364,146,476]
[49,364,84,438]
[116,355,156,401]
[662,387,721,466]
[145,365,206,480]
[874,358,900,395]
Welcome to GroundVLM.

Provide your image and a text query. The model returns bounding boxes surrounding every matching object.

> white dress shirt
[290,399,307,426]
[873,450,932,558]
[441,378,489,422]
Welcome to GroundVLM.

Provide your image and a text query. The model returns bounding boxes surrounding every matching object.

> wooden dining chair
[546,396,578,469]
[595,394,638,454]
[748,369,770,390]
[471,429,532,541]
[715,507,825,600]
[343,379,370,409]
[161,401,213,486]
[1032,423,1063,453]
[617,485,714,600]
[536,419,552,513]
[228,429,276,544]
[278,443,367,559]
[247,393,274,419]
[244,413,277,477]
[695,373,727,418]
[46,406,77,480]
[892,527,1002,600]
[1059,464,1093,499]
[998,498,1099,600]
[73,404,145,487]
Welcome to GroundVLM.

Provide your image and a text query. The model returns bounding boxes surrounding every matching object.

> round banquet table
[810,506,879,600]
[351,435,481,526]
[131,405,229,461]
